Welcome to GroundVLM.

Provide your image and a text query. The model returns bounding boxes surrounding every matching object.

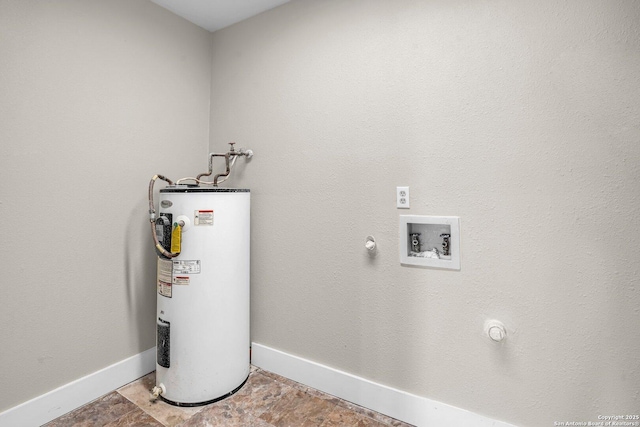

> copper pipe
[196,143,249,186]
[213,153,231,186]
[196,153,230,182]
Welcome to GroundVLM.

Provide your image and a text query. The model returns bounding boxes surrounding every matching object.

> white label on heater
[194,210,214,226]
[173,276,189,285]
[158,280,172,297]
[173,260,201,274]
[157,259,173,298]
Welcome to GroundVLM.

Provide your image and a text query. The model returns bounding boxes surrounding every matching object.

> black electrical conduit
[148,174,180,259]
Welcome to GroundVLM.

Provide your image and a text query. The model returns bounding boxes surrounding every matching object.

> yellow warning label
[171,224,181,253]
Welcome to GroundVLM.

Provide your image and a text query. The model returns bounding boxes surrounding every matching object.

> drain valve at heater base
[150,383,166,401]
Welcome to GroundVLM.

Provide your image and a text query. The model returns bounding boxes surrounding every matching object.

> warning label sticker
[158,280,172,297]
[157,259,173,298]
[194,210,214,226]
[172,260,201,274]
[173,276,190,286]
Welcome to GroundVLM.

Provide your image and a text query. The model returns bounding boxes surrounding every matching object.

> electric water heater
[154,187,250,406]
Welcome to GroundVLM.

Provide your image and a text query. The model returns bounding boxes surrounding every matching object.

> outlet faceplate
[397,186,409,209]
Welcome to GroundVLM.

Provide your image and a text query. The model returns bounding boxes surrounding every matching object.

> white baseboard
[0,347,156,427]
[1,344,517,427]
[251,342,516,427]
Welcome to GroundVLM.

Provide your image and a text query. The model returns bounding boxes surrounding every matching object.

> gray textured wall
[0,0,211,412]
[209,1,640,426]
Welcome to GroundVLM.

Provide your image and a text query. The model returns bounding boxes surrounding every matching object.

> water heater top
[160,185,250,193]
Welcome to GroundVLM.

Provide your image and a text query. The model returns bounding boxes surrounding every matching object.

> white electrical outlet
[397,186,409,208]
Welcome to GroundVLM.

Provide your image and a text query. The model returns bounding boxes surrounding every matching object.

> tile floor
[44,366,414,427]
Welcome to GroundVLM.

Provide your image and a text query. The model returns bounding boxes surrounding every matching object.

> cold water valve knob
[409,233,421,252]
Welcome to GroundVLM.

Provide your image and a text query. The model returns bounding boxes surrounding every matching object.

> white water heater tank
[155,186,250,406]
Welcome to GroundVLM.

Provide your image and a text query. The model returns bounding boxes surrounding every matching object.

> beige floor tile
[48,368,415,427]
[258,388,337,427]
[43,392,137,427]
[227,370,292,417]
[321,404,390,427]
[103,407,164,427]
[177,400,273,427]
[251,370,414,426]
[177,370,290,426]
[333,398,415,427]
[117,372,202,427]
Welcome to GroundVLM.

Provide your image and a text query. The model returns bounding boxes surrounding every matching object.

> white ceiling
[151,0,290,32]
